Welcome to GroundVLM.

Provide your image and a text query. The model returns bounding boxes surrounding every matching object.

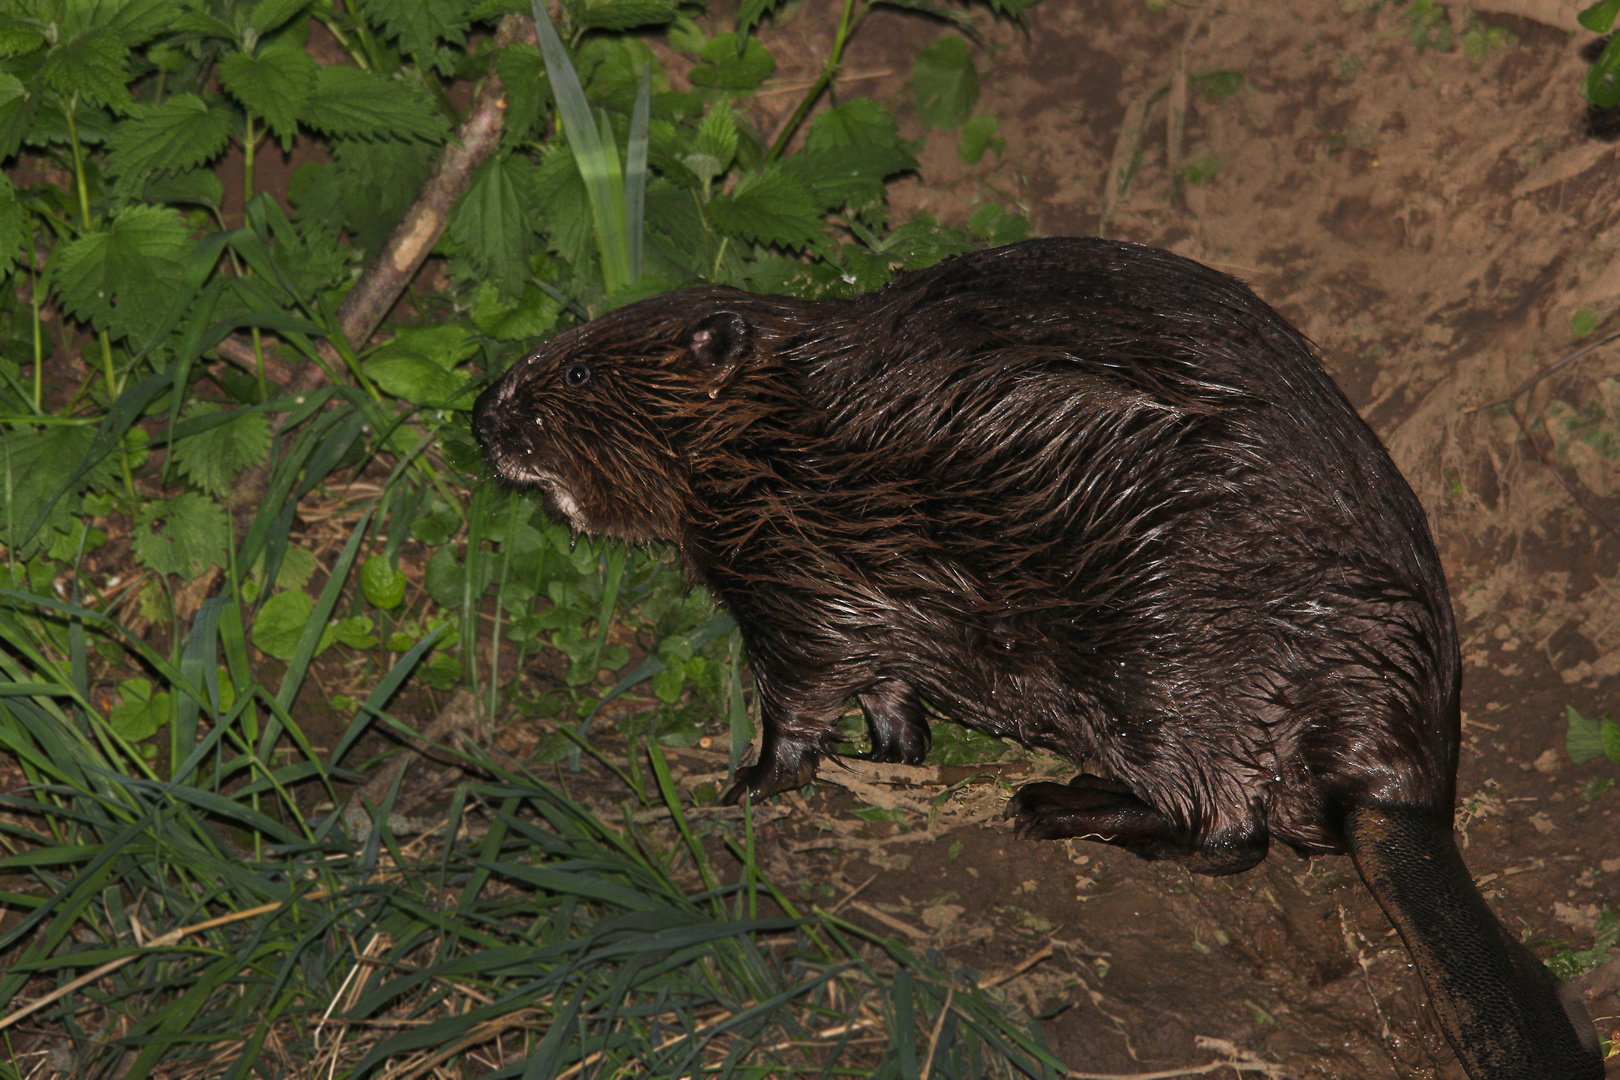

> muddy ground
[663,1,1620,1076]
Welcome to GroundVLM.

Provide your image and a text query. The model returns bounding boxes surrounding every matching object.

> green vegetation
[0,0,1051,1074]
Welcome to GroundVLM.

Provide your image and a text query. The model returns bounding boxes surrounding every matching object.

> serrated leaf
[107,94,232,186]
[0,180,26,279]
[911,36,978,130]
[880,212,975,270]
[108,678,169,741]
[219,43,315,144]
[301,65,449,142]
[132,492,229,578]
[0,72,34,160]
[497,43,548,146]
[145,167,224,209]
[263,544,317,592]
[688,32,773,91]
[447,154,532,299]
[575,0,677,32]
[471,280,561,341]
[380,324,480,368]
[735,0,789,37]
[169,403,273,498]
[969,201,1028,244]
[708,166,825,252]
[0,425,119,556]
[99,0,185,46]
[39,26,131,113]
[332,614,378,649]
[358,0,471,70]
[0,17,46,56]
[690,99,737,177]
[49,204,191,341]
[956,112,1000,164]
[246,0,315,34]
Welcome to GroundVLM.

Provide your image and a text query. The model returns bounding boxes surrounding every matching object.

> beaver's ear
[685,311,752,393]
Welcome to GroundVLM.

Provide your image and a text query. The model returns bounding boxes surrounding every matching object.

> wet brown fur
[472,238,1600,1078]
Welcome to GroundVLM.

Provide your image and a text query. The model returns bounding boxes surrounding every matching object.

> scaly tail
[1345,804,1603,1080]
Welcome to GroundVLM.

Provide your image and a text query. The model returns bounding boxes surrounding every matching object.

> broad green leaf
[144,169,225,209]
[497,43,548,146]
[219,43,316,144]
[688,32,774,91]
[447,154,533,299]
[99,0,185,46]
[424,546,465,608]
[251,588,315,660]
[804,97,904,155]
[1568,705,1605,765]
[108,678,169,741]
[131,492,230,578]
[365,356,468,405]
[48,204,191,341]
[684,99,737,186]
[39,26,131,114]
[1190,70,1245,101]
[1580,0,1620,32]
[708,166,825,252]
[379,324,480,368]
[735,0,790,37]
[574,0,678,32]
[956,112,1000,164]
[332,615,378,650]
[0,18,46,57]
[301,65,449,142]
[288,139,436,254]
[107,94,232,185]
[169,403,273,499]
[911,36,978,130]
[969,201,1028,244]
[880,212,975,270]
[361,555,406,609]
[1604,715,1620,764]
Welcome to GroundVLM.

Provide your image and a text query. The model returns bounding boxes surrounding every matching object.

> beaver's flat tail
[1345,804,1603,1079]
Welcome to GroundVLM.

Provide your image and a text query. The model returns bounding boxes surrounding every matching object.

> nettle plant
[0,0,1030,762]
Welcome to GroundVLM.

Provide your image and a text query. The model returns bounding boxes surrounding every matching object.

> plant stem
[28,230,41,414]
[64,96,92,230]
[243,113,256,212]
[767,0,864,161]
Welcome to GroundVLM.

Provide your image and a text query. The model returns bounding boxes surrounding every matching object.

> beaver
[472,237,1602,1079]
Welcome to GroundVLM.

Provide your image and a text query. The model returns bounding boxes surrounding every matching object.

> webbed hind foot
[1006,773,1267,876]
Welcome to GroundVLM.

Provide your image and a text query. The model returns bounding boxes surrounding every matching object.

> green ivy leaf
[911,36,978,130]
[687,32,774,91]
[361,554,407,609]
[48,204,191,341]
[708,166,825,252]
[169,403,272,498]
[301,65,450,142]
[107,94,233,188]
[39,26,131,114]
[220,42,316,145]
[132,492,229,578]
[108,677,169,741]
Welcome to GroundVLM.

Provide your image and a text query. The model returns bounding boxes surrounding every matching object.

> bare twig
[1465,327,1620,414]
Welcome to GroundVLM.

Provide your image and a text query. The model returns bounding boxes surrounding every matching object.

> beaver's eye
[564,362,591,387]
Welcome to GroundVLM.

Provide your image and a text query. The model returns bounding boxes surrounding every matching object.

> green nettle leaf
[301,66,450,142]
[0,180,27,279]
[911,36,979,130]
[361,554,407,609]
[219,43,316,144]
[169,403,273,498]
[575,0,678,32]
[785,98,914,213]
[708,166,825,252]
[0,72,36,161]
[39,27,132,113]
[262,544,318,593]
[358,0,471,64]
[365,323,478,404]
[108,678,169,741]
[471,279,561,341]
[132,492,230,578]
[251,588,315,661]
[246,0,316,34]
[687,32,774,91]
[49,204,191,340]
[107,94,232,185]
[497,43,548,145]
[0,425,119,555]
[969,201,1028,244]
[447,154,532,299]
[144,169,225,209]
[0,17,46,57]
[684,99,737,186]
